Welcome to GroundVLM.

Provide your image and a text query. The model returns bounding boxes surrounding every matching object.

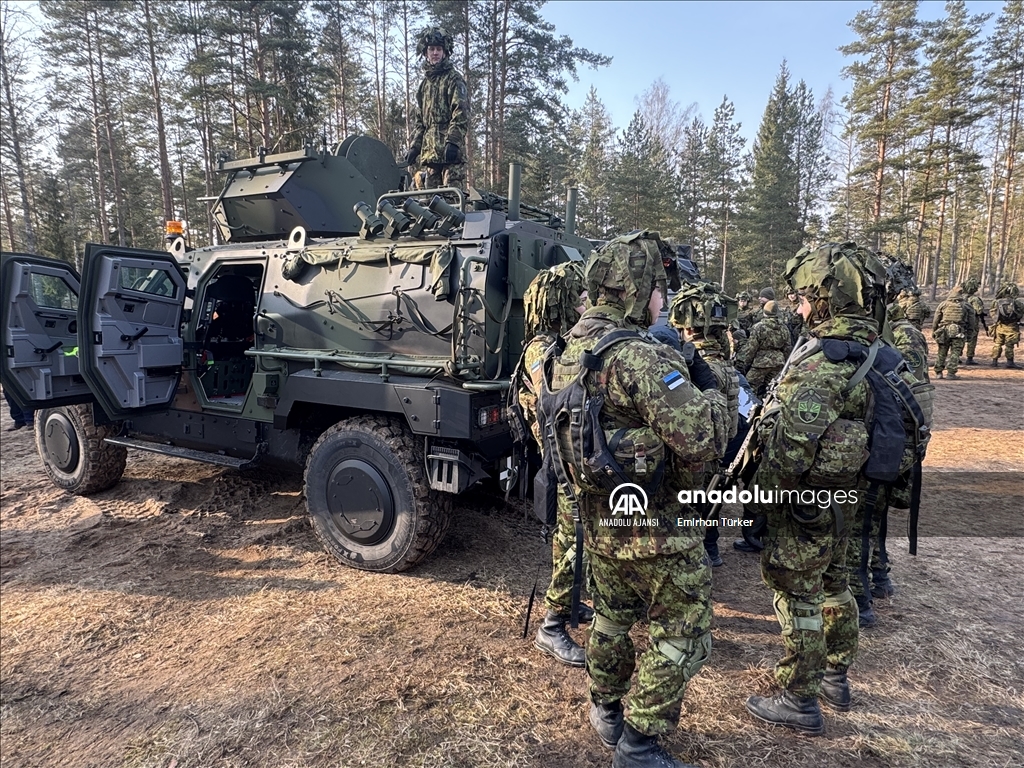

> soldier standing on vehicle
[990,282,1024,368]
[961,278,987,365]
[529,231,729,767]
[735,300,792,398]
[932,286,976,379]
[744,243,885,736]
[514,263,592,667]
[404,27,469,191]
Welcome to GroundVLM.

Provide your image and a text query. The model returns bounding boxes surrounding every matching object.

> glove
[686,349,719,392]
[404,147,419,166]
[443,142,460,164]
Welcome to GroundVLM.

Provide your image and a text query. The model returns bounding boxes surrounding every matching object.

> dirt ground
[2,336,1023,768]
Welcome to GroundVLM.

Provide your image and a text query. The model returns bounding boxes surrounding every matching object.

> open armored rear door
[1,254,94,408]
[79,244,187,418]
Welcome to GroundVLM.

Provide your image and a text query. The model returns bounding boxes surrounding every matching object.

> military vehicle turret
[1,135,592,572]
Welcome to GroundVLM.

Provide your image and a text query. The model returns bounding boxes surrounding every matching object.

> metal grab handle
[120,327,149,342]
[33,341,63,354]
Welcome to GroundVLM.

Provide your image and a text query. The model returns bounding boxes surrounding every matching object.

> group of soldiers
[402,26,1020,767]
[508,233,1013,768]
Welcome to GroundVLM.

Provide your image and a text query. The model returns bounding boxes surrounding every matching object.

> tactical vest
[535,329,667,499]
[942,298,965,327]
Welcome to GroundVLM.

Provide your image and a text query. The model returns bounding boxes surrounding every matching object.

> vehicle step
[104,437,262,469]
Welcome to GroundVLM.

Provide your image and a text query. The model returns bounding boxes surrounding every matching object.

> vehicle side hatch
[1,253,93,408]
[79,244,187,417]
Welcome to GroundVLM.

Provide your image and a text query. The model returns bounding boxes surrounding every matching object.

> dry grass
[2,361,1024,768]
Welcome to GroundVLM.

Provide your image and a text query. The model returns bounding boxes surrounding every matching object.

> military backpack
[996,297,1023,324]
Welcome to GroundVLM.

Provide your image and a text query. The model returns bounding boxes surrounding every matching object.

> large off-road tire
[304,415,453,572]
[35,405,127,495]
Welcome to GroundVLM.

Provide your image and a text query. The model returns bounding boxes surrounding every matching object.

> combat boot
[1007,361,1018,369]
[991,359,999,367]
[746,690,824,735]
[964,357,976,365]
[935,370,944,379]
[855,593,877,628]
[946,371,958,379]
[613,722,697,768]
[820,667,852,712]
[589,700,623,750]
[534,611,585,667]
[871,569,896,599]
[704,541,724,567]
[733,537,763,553]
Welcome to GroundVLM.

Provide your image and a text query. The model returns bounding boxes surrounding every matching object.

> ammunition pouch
[533,457,559,526]
[606,426,666,490]
[774,594,823,635]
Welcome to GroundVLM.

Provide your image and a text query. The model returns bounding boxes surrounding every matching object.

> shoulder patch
[662,370,686,391]
[796,390,824,424]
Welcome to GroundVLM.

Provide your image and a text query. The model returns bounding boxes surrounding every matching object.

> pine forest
[1,0,1022,298]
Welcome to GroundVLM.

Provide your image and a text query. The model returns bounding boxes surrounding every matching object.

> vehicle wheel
[35,404,127,495]
[304,415,453,572]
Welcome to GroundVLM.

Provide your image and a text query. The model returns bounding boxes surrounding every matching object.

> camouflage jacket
[737,315,793,372]
[782,305,804,343]
[539,305,728,559]
[516,333,557,448]
[737,308,758,333]
[411,58,469,165]
[991,297,1024,327]
[966,295,987,328]
[753,316,878,498]
[693,337,739,440]
[899,294,933,329]
[891,319,929,382]
[934,296,977,338]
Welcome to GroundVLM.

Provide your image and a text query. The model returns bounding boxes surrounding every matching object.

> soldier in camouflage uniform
[516,263,591,666]
[405,28,469,190]
[932,286,976,379]
[736,291,757,333]
[736,300,793,398]
[744,243,890,735]
[961,278,987,365]
[528,231,729,768]
[990,282,1024,368]
[783,289,805,345]
[669,284,741,569]
[898,288,932,331]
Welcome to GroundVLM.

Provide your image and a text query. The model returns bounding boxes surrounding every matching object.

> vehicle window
[29,273,78,310]
[119,266,177,298]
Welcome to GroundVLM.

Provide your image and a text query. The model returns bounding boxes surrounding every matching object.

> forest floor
[1,334,1023,768]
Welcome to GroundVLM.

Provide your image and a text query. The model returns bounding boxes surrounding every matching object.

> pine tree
[607,111,676,233]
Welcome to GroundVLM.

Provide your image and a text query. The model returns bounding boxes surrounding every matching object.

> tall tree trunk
[84,15,110,244]
[929,141,952,300]
[142,0,174,224]
[0,175,17,251]
[982,106,1006,295]
[93,8,126,246]
[0,16,36,251]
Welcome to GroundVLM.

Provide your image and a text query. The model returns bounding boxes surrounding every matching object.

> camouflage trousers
[587,543,712,737]
[934,337,965,374]
[991,324,1020,363]
[760,500,859,698]
[965,330,980,361]
[422,162,466,191]
[845,490,889,598]
[746,364,783,398]
[546,491,590,615]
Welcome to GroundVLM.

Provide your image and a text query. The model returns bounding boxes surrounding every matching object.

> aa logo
[609,483,648,516]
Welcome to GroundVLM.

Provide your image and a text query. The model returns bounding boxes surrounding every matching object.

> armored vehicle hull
[1,136,590,571]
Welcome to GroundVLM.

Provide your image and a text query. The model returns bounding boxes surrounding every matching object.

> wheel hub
[327,459,395,546]
[43,411,80,473]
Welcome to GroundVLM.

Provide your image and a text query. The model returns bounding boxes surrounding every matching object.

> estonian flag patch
[662,370,685,391]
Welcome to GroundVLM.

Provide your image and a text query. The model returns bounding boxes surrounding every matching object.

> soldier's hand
[443,142,460,164]
[404,147,419,166]
[686,349,719,392]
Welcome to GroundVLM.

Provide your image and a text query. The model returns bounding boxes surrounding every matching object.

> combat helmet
[523,262,584,339]
[785,242,886,330]
[416,26,454,57]
[997,281,1020,299]
[586,230,668,326]
[668,281,737,336]
[737,290,751,302]
[887,301,907,322]
[961,277,980,296]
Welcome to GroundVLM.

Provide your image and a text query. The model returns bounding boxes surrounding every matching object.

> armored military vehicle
[0,135,592,572]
